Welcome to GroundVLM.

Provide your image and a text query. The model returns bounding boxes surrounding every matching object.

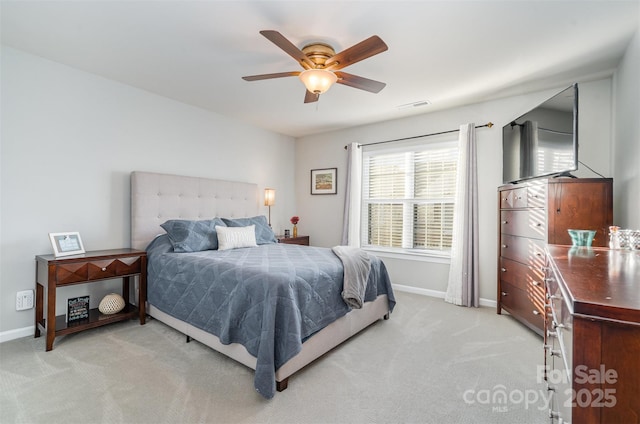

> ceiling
[1,1,638,138]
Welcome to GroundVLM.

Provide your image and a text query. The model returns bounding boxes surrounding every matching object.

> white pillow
[215,225,258,251]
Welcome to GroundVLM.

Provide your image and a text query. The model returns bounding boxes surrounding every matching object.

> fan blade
[304,90,320,103]
[335,72,386,93]
[242,71,300,81]
[324,35,388,70]
[260,30,315,70]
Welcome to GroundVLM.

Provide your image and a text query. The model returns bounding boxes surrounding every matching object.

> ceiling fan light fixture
[299,69,338,94]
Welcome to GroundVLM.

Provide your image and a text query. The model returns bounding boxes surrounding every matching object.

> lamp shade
[264,188,275,206]
[299,69,338,94]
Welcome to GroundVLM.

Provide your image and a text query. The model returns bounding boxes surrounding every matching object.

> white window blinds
[362,141,458,254]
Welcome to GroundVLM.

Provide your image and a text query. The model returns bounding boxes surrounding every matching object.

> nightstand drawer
[55,256,143,285]
[88,257,142,280]
[277,236,309,246]
[55,262,89,284]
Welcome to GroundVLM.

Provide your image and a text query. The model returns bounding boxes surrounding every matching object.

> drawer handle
[502,220,508,224]
[502,244,508,248]
[532,281,541,286]
[101,267,107,272]
[550,349,562,358]
[532,310,540,315]
[547,330,557,338]
[535,222,542,227]
[501,291,508,297]
[501,267,507,272]
[553,322,565,329]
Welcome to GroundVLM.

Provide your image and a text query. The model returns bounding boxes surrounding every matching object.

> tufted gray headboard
[130,171,259,250]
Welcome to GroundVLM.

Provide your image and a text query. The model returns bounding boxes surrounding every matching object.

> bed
[131,171,395,398]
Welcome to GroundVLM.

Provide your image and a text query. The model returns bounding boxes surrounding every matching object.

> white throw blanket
[332,246,371,309]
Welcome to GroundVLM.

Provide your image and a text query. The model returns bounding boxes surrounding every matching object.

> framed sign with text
[67,296,90,322]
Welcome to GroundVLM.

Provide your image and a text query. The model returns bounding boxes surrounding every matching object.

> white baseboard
[0,325,35,343]
[392,284,497,308]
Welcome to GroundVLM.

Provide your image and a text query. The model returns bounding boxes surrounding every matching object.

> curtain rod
[344,122,493,150]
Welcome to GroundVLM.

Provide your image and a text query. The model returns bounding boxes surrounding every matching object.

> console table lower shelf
[35,249,147,351]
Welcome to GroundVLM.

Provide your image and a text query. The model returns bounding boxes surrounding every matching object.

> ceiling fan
[242,30,388,103]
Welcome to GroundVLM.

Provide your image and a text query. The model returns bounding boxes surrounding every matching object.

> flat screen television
[502,83,578,184]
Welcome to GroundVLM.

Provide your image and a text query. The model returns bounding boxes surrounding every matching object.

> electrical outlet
[16,290,34,311]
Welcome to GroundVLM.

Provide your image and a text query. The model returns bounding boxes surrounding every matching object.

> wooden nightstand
[277,235,310,246]
[35,248,147,351]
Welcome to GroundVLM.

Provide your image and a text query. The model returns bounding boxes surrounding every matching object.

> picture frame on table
[49,231,85,257]
[310,168,337,195]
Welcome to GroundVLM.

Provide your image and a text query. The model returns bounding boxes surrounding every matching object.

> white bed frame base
[148,296,389,387]
[130,171,391,391]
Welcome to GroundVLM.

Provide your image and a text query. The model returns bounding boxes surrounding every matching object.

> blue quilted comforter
[146,235,395,398]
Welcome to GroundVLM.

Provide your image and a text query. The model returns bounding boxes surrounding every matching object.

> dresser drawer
[500,257,545,299]
[500,234,545,268]
[500,210,546,240]
[527,182,546,208]
[500,187,528,209]
[545,275,573,375]
[499,280,544,331]
[55,256,142,285]
[545,324,572,423]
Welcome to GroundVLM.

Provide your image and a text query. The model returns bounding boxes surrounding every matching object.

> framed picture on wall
[49,232,85,257]
[310,168,337,195]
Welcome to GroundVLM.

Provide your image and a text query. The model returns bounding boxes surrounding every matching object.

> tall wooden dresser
[497,178,613,335]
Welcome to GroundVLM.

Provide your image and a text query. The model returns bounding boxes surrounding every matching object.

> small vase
[293,225,298,238]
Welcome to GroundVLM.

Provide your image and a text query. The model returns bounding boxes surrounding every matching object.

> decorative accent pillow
[160,218,226,252]
[216,225,258,251]
[221,215,277,245]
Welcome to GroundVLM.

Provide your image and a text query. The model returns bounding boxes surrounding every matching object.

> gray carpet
[0,291,548,423]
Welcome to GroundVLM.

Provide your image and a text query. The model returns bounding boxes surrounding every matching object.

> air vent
[396,100,431,110]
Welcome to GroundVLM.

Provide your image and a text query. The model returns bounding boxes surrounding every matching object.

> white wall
[613,30,640,229]
[0,47,296,336]
[295,79,614,302]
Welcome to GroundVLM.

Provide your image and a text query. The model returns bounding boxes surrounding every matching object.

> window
[361,140,458,255]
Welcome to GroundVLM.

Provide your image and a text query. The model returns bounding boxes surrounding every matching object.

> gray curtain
[341,142,362,247]
[445,123,479,307]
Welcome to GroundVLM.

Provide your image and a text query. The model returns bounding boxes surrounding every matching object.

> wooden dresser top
[546,244,640,324]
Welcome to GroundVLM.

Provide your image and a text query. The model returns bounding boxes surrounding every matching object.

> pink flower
[290,216,300,225]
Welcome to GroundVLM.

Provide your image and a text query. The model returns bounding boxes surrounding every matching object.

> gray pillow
[160,218,226,252]
[221,215,277,245]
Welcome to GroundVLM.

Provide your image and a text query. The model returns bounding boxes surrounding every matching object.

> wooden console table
[35,248,147,351]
